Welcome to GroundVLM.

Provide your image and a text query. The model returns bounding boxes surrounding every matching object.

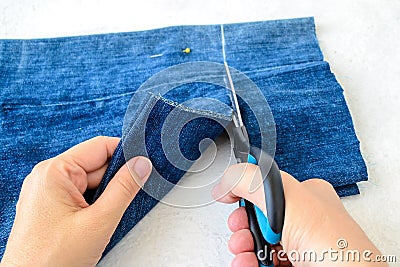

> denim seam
[151,93,232,121]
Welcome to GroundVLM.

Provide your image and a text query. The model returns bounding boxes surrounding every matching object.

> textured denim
[0,17,367,259]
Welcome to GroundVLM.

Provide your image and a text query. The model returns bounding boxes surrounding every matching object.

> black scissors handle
[239,147,285,267]
[240,199,272,266]
[228,113,285,267]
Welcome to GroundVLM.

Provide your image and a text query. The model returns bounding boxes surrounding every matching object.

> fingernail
[129,156,152,181]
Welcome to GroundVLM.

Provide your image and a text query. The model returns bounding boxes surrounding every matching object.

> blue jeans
[0,17,367,259]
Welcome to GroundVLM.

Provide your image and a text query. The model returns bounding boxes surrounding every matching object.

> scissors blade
[223,61,249,163]
[224,62,244,127]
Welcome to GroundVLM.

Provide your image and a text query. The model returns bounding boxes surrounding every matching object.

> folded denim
[0,17,367,259]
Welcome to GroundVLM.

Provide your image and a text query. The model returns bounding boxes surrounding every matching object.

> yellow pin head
[182,47,191,54]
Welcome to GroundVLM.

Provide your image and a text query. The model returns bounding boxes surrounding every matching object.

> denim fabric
[0,17,367,259]
[88,93,231,255]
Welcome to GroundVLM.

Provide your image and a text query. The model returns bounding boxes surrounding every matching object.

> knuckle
[38,156,87,189]
[31,159,50,174]
[92,135,108,143]
[51,155,85,178]
[317,179,334,189]
[27,159,52,183]
[305,178,335,191]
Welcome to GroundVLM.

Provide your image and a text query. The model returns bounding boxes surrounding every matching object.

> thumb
[91,156,152,224]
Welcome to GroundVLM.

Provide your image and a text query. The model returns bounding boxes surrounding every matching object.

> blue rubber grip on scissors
[239,149,285,267]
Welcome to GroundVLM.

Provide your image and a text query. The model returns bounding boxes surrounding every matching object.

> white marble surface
[1,0,399,266]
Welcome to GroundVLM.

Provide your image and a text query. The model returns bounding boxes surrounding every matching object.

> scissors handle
[239,149,285,267]
[240,199,273,266]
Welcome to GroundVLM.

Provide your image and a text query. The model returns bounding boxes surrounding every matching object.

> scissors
[224,62,285,267]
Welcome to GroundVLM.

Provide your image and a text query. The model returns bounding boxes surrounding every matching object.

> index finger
[212,163,267,213]
[59,136,120,173]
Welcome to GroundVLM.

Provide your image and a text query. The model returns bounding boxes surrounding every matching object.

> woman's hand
[213,163,386,267]
[2,136,152,267]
